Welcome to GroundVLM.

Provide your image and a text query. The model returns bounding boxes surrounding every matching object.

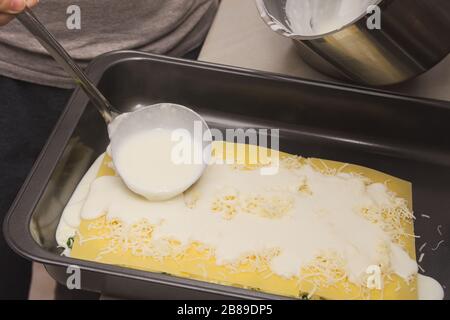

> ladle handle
[17,7,115,123]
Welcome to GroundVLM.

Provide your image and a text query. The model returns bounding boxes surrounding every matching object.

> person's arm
[0,0,38,26]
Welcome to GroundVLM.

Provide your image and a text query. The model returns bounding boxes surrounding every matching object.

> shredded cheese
[64,143,419,299]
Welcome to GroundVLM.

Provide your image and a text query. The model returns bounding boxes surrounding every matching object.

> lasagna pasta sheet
[69,142,416,300]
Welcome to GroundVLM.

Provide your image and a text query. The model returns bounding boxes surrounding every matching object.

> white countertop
[199,0,450,102]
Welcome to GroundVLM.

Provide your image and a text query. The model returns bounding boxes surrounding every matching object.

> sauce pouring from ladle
[17,6,211,201]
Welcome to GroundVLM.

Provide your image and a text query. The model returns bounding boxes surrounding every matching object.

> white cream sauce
[417,274,445,300]
[75,158,419,285]
[56,153,104,253]
[112,128,204,201]
[285,0,378,36]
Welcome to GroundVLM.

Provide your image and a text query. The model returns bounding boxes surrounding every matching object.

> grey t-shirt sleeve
[0,0,219,88]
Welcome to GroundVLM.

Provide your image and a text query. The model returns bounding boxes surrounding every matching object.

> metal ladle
[17,7,211,200]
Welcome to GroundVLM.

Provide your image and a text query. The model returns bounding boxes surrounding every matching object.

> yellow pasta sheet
[71,142,416,300]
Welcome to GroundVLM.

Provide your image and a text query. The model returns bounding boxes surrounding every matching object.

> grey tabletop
[199,0,450,102]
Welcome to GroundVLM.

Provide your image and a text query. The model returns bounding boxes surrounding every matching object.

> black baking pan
[3,51,450,299]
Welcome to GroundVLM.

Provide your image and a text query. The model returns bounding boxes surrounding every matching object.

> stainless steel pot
[256,0,450,86]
